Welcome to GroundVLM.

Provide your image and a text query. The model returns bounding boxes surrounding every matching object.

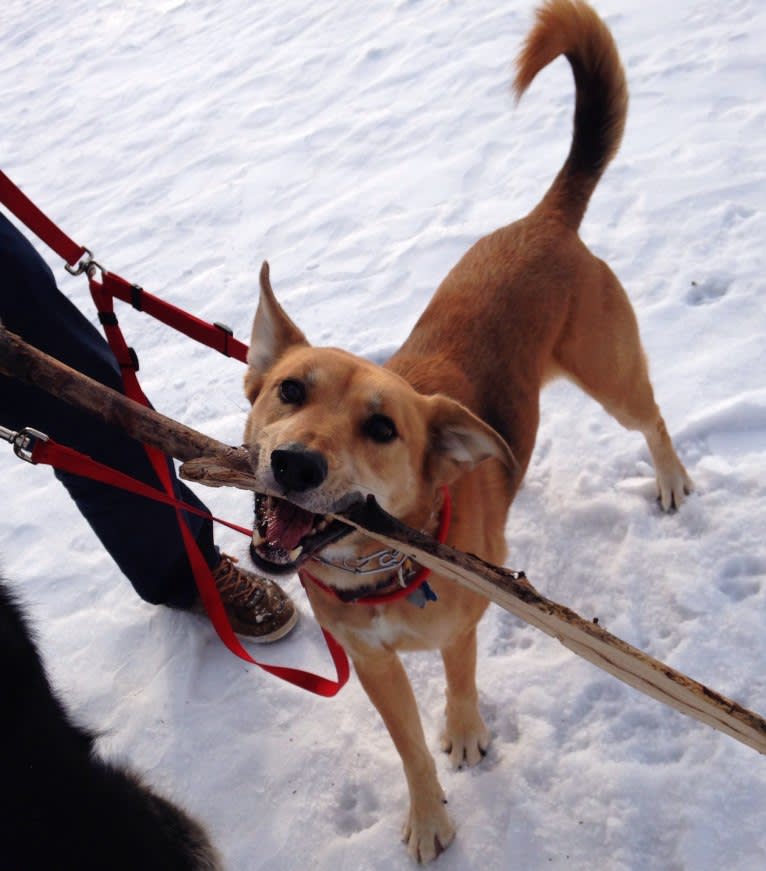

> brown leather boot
[192,554,298,642]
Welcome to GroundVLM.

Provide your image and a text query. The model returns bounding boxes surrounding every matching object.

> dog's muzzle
[249,445,355,574]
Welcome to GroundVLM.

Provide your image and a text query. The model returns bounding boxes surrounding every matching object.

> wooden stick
[2,325,765,753]
[0,325,253,477]
[338,497,766,754]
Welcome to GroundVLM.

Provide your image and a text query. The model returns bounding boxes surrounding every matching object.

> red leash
[0,170,87,267]
[98,270,248,362]
[0,170,249,362]
[28,435,350,697]
[0,170,349,696]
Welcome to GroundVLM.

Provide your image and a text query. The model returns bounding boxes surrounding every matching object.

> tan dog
[243,0,692,862]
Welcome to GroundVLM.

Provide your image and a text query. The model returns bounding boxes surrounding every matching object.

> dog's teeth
[288,546,303,561]
[252,528,265,547]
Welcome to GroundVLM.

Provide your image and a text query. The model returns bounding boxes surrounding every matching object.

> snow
[2,0,765,868]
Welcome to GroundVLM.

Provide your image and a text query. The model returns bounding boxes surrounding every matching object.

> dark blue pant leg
[0,213,217,607]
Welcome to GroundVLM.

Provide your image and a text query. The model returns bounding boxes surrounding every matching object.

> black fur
[0,579,221,870]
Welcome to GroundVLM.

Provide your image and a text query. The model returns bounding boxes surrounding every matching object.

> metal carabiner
[0,425,49,463]
[64,247,102,278]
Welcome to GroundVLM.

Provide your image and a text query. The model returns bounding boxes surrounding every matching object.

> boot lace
[212,555,265,609]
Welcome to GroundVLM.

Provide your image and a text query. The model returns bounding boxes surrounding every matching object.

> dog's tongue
[266,500,315,550]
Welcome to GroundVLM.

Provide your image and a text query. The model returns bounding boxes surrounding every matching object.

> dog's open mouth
[249,493,354,573]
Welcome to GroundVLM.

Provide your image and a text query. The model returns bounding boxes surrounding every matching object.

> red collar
[299,486,452,606]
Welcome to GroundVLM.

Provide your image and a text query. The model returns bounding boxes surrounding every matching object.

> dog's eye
[363,414,398,444]
[278,379,306,405]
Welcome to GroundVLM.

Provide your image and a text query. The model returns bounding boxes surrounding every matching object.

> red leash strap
[0,171,249,362]
[100,271,249,362]
[0,171,87,267]
[33,439,252,537]
[31,437,350,697]
[0,170,350,695]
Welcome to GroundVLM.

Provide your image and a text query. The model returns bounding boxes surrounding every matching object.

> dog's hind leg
[553,265,693,510]
[440,627,490,769]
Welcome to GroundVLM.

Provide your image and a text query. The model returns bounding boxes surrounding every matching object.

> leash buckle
[1,426,50,463]
[65,247,102,278]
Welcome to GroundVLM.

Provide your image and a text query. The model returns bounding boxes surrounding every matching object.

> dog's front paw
[656,462,694,512]
[645,422,694,511]
[440,708,491,769]
[402,800,455,863]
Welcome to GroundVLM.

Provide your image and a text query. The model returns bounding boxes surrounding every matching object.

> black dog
[0,579,221,870]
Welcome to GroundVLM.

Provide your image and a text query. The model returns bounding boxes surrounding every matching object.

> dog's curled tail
[514,0,628,229]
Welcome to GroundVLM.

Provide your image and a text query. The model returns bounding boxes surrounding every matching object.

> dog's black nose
[271,446,328,492]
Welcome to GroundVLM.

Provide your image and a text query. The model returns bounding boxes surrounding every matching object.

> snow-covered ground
[2,1,765,868]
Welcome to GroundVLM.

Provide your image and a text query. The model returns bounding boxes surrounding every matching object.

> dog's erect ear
[425,394,516,484]
[245,261,309,403]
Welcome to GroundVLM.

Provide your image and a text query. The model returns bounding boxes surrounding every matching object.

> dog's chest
[306,581,451,653]
[347,609,413,649]
[342,605,447,652]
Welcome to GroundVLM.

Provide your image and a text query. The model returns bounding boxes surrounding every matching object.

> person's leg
[0,212,214,606]
[1,213,298,640]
